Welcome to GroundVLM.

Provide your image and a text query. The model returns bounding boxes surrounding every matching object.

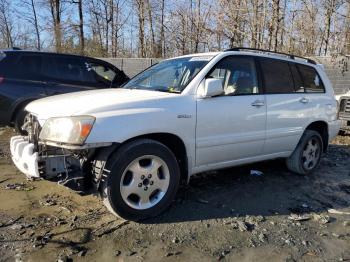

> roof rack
[225,47,317,65]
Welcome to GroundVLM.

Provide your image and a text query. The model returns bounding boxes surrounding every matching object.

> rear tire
[100,139,181,221]
[286,130,323,175]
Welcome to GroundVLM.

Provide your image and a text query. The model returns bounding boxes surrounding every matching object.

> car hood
[26,88,176,121]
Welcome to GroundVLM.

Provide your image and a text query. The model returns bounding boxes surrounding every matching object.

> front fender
[10,97,43,122]
[86,108,195,147]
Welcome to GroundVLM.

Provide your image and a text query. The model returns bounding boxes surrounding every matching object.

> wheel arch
[92,132,190,190]
[122,133,189,183]
[10,98,37,122]
[304,121,329,152]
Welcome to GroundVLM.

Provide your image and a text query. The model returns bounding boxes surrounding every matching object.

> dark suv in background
[0,49,129,132]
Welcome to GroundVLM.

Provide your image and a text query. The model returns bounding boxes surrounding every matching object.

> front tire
[101,139,180,221]
[286,130,323,175]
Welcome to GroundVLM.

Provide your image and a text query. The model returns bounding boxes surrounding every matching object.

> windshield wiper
[125,86,180,93]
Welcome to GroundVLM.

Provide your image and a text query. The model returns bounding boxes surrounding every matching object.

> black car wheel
[100,139,181,221]
[286,130,323,175]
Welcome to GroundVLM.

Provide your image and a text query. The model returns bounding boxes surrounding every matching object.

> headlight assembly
[39,116,95,145]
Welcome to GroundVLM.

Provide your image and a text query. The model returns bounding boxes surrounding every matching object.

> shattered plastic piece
[5,183,35,191]
[328,209,350,215]
[288,214,311,221]
[250,170,264,177]
[313,214,330,224]
[237,221,248,232]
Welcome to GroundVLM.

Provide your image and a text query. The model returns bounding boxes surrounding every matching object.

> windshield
[123,56,212,93]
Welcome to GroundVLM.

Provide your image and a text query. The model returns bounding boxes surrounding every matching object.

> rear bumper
[328,120,341,140]
[10,136,40,178]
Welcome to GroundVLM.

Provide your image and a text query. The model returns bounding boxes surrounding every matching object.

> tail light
[0,76,4,84]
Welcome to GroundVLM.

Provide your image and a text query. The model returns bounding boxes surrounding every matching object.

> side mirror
[198,78,224,98]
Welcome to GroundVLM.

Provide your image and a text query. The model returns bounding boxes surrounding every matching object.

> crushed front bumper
[10,136,40,178]
[340,117,350,131]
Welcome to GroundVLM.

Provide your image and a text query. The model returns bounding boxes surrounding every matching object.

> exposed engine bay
[19,114,95,191]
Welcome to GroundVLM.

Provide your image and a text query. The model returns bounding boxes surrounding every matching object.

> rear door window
[260,58,294,94]
[42,56,89,85]
[12,55,43,81]
[297,64,325,93]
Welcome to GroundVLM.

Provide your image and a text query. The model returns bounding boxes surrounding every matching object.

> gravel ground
[0,127,349,262]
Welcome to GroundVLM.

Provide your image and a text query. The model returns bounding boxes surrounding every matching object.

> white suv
[10,48,340,220]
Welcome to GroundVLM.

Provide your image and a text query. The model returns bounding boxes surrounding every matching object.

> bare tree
[322,0,344,55]
[0,0,14,48]
[135,0,146,57]
[146,0,155,56]
[344,0,350,54]
[3,0,350,58]
[48,0,63,52]
[19,0,41,50]
[71,0,84,54]
[159,0,165,57]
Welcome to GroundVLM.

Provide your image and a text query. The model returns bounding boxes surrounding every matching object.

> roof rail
[0,47,22,52]
[225,47,317,65]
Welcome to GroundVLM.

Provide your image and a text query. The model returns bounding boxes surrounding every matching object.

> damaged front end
[10,114,105,191]
[339,96,350,132]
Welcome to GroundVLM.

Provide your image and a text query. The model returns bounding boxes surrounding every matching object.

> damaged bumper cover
[10,136,40,178]
[339,97,350,131]
[10,134,114,187]
[339,117,350,131]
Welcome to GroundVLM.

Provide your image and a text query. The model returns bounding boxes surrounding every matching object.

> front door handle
[299,97,309,104]
[251,100,265,107]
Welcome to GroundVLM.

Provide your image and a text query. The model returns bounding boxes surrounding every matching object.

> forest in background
[0,0,349,58]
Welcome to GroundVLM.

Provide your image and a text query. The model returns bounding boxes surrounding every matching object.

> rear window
[297,64,325,93]
[260,58,294,94]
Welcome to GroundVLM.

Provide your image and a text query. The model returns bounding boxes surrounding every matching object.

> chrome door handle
[251,100,265,107]
[299,97,309,103]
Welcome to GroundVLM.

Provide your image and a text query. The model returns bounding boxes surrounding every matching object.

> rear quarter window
[297,64,325,93]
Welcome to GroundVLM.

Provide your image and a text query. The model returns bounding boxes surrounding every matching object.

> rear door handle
[299,97,309,103]
[251,100,265,107]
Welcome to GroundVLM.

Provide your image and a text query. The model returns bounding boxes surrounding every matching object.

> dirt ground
[0,127,349,262]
